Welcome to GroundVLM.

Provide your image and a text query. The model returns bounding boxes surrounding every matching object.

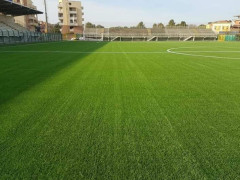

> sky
[34,0,240,27]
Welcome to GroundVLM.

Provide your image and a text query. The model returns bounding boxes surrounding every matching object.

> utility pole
[43,0,48,33]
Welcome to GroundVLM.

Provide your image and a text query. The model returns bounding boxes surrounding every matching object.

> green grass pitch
[0,41,240,179]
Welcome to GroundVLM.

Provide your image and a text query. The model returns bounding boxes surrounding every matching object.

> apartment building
[232,15,240,30]
[58,0,84,34]
[13,0,39,31]
[206,20,232,34]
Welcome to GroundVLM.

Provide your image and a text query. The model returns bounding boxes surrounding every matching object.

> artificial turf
[0,41,240,179]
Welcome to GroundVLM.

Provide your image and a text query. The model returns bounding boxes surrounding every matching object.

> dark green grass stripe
[1,42,240,179]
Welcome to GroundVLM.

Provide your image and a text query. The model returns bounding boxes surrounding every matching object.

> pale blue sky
[34,0,240,27]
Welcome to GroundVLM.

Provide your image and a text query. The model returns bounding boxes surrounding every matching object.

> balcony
[70,17,77,20]
[69,23,78,26]
[69,11,77,14]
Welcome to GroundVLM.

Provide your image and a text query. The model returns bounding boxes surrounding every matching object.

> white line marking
[167,48,240,60]
[172,51,240,53]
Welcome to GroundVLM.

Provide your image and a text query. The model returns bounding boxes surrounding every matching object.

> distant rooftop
[208,20,232,24]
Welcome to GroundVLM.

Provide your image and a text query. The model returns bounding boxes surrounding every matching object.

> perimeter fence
[0,29,62,45]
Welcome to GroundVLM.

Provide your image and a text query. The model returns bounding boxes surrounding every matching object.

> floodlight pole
[43,0,48,33]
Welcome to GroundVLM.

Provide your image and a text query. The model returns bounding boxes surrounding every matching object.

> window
[69,8,76,11]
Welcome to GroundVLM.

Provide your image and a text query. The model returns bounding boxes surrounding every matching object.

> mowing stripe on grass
[0,41,67,48]
[1,41,240,179]
[0,51,167,54]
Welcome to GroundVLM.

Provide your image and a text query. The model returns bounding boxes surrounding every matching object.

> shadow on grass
[0,41,108,107]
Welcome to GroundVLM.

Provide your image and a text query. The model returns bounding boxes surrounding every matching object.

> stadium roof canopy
[0,0,43,16]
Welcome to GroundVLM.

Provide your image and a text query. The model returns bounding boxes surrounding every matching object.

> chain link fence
[0,29,62,45]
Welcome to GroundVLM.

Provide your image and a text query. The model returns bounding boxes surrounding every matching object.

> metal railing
[0,29,62,45]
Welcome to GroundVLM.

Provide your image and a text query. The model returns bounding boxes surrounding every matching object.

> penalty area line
[167,48,240,60]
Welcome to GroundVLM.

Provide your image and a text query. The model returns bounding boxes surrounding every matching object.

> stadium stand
[108,28,149,36]
[84,27,217,41]
[0,15,28,31]
[0,0,62,45]
[83,28,104,41]
[0,0,42,16]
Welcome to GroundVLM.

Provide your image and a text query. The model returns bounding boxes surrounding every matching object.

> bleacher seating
[0,22,12,30]
[84,27,217,41]
[0,2,62,45]
[108,28,149,37]
[0,15,56,44]
[84,28,104,34]
[8,21,28,31]
[0,14,28,34]
[151,28,166,34]
[0,21,27,32]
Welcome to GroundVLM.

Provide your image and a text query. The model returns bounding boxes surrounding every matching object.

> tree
[157,23,164,28]
[86,22,95,28]
[168,19,175,27]
[53,23,61,33]
[153,23,157,28]
[180,21,187,26]
[46,23,61,33]
[198,24,206,28]
[137,22,146,29]
[96,25,104,28]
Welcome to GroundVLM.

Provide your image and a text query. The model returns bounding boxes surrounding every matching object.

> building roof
[208,20,232,24]
[0,0,43,16]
